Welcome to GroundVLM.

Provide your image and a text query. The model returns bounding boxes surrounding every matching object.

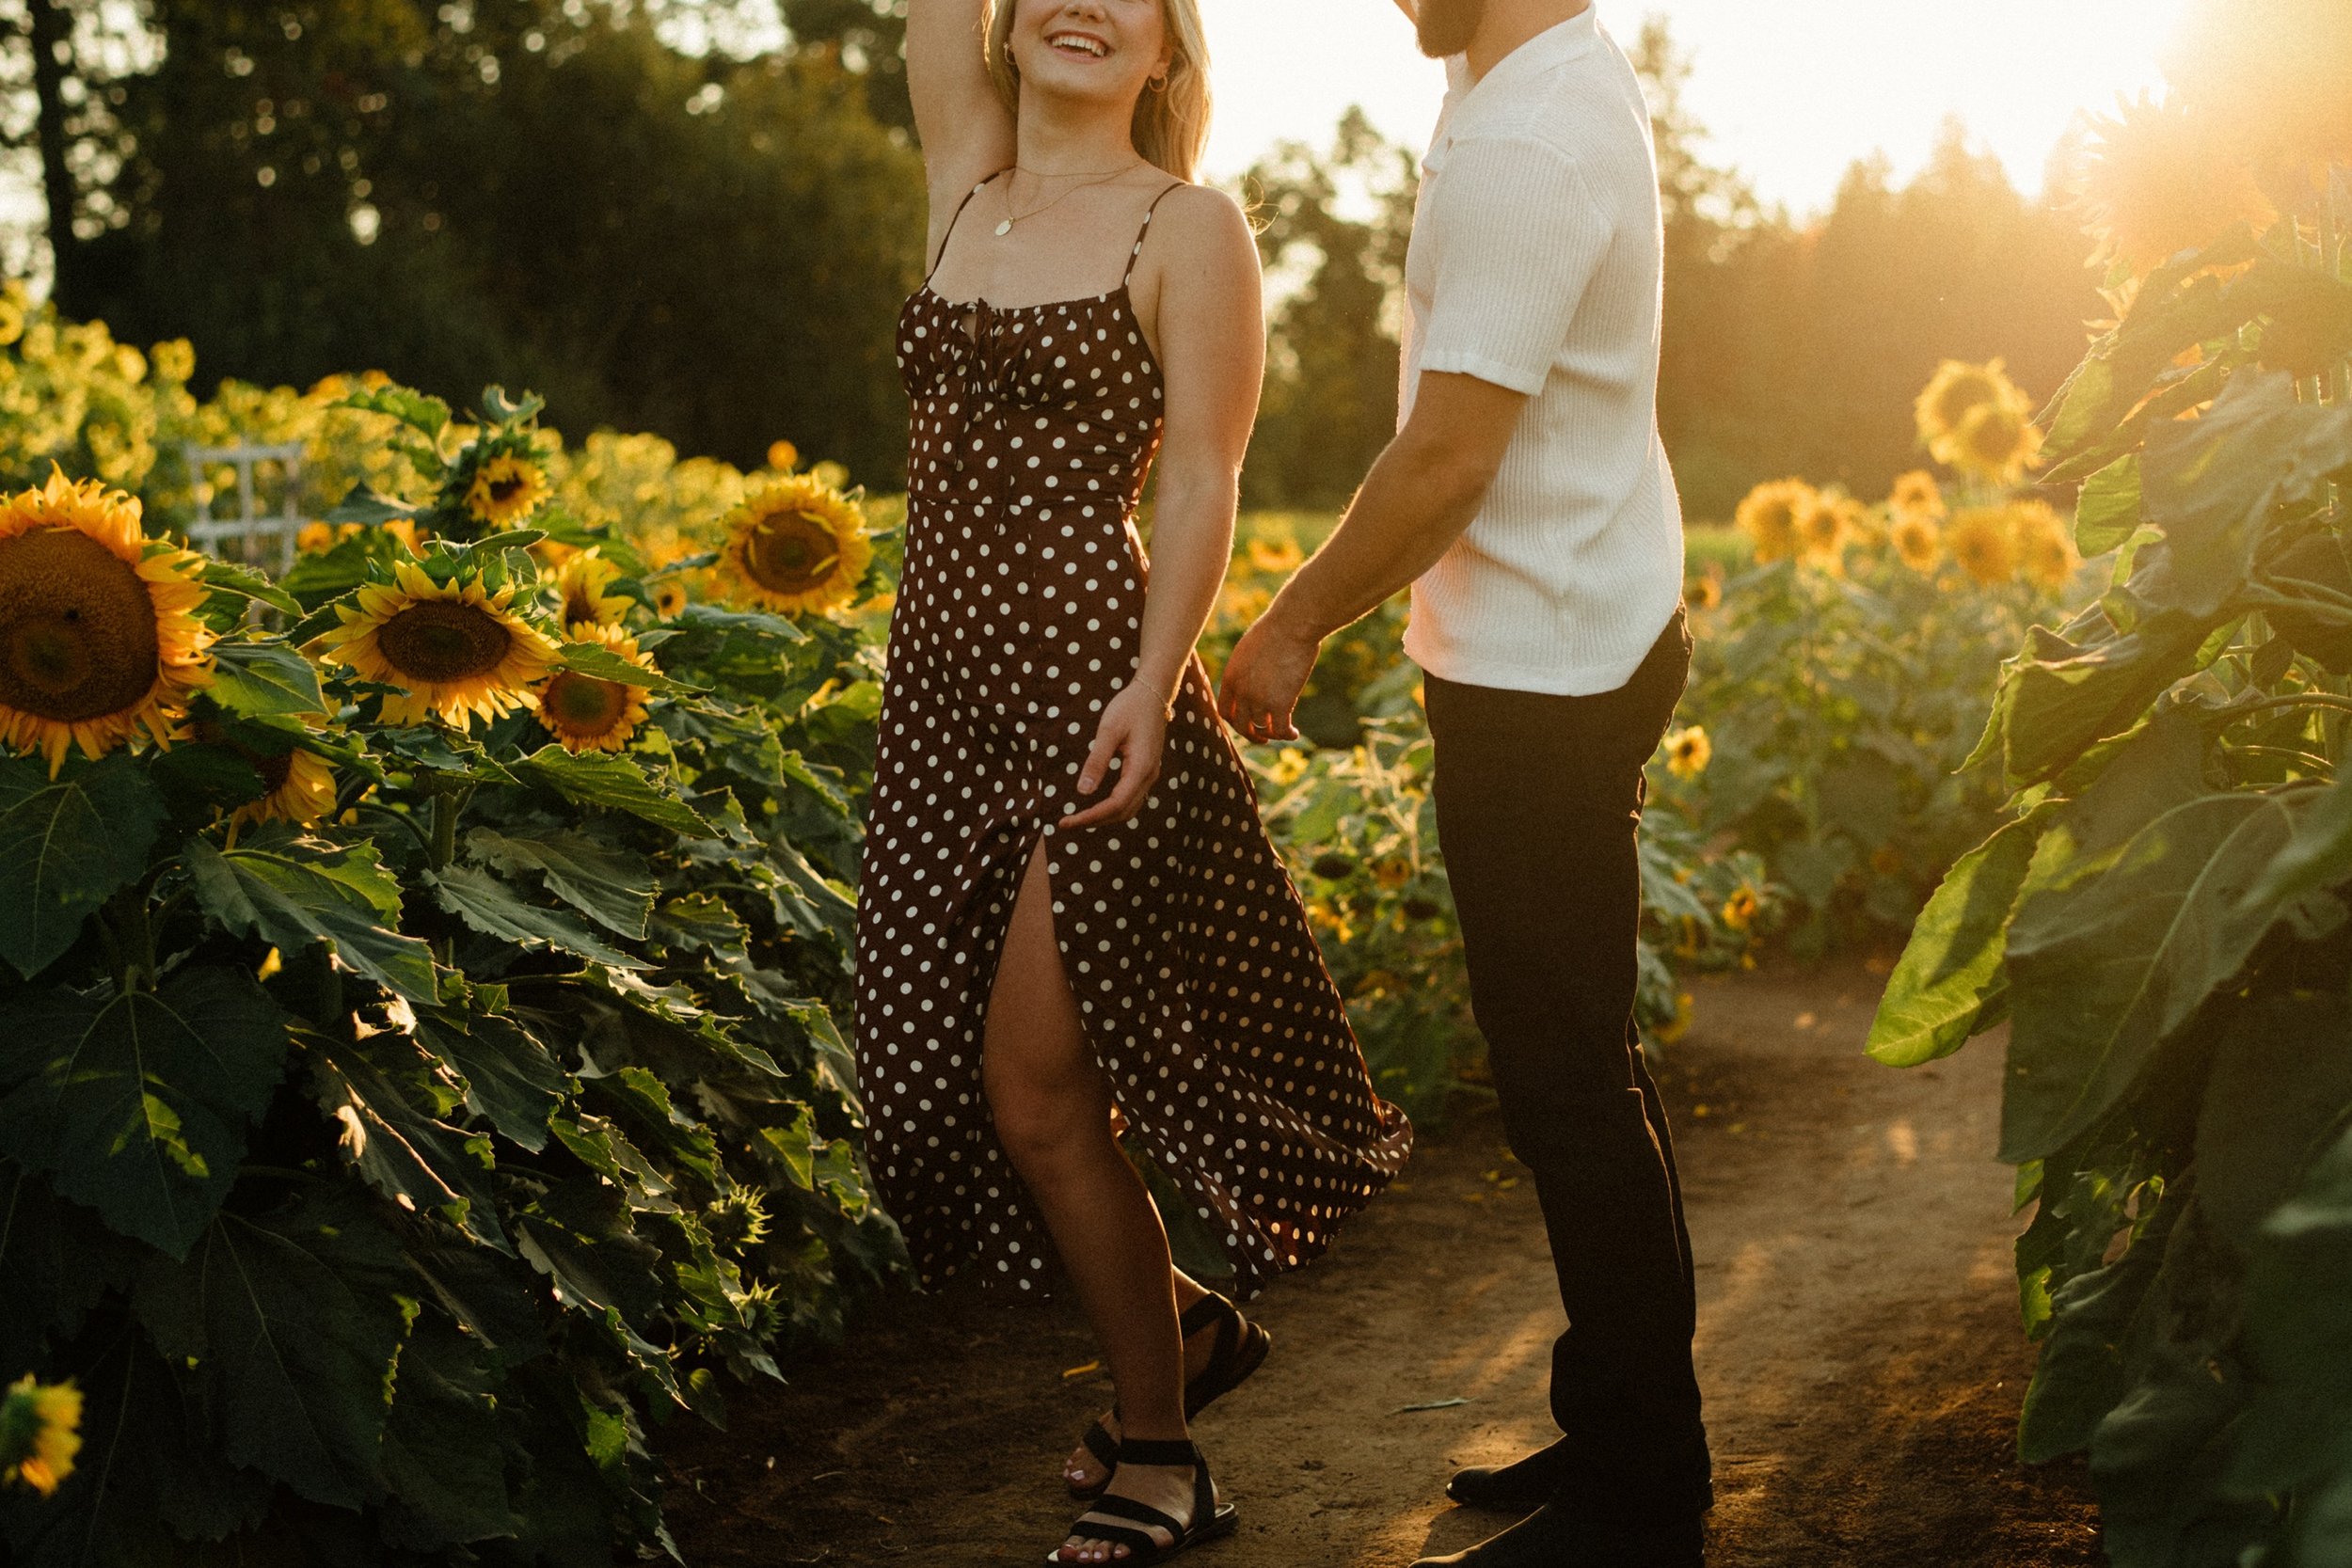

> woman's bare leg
[1064,1269,1217,1493]
[984,844,1205,1561]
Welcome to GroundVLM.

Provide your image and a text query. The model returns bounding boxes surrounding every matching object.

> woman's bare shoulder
[1149,184,1260,274]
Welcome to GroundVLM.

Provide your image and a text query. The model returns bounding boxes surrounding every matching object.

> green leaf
[513,1181,666,1340]
[205,641,326,718]
[404,1240,548,1368]
[2075,455,2143,558]
[426,863,647,969]
[2194,995,2352,1249]
[416,1011,567,1153]
[311,1029,507,1250]
[2138,372,2352,618]
[337,387,450,440]
[510,745,711,836]
[1867,807,2054,1068]
[0,752,167,979]
[379,1322,520,1548]
[134,1186,411,1506]
[0,968,291,1259]
[0,1161,141,1372]
[2001,792,2310,1162]
[2244,770,2352,911]
[194,558,303,617]
[186,834,439,1005]
[1995,613,2226,787]
[466,826,655,939]
[2017,1183,2180,1463]
[555,638,698,695]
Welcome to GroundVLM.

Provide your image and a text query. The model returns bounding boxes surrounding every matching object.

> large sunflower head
[535,622,653,754]
[1947,507,2022,588]
[463,451,552,531]
[2076,93,2277,279]
[1736,479,1819,565]
[1950,401,2047,485]
[1797,494,1857,571]
[1915,359,2028,464]
[313,558,561,730]
[722,476,874,616]
[1892,514,1944,575]
[2167,0,2352,181]
[1889,470,1947,522]
[553,547,630,630]
[2010,499,2080,592]
[0,470,215,776]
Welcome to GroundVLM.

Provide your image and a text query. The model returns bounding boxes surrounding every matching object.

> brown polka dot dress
[853,176,1412,1299]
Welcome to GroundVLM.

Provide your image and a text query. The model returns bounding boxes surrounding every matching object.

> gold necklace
[993,162,1143,237]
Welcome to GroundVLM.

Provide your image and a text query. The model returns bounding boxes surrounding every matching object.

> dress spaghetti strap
[926,170,1010,280]
[1121,182,1188,287]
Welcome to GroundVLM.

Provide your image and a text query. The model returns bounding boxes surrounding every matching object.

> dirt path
[660,960,2103,1566]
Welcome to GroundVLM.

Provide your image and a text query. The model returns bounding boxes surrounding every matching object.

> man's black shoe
[1410,1506,1705,1568]
[1446,1439,1573,1513]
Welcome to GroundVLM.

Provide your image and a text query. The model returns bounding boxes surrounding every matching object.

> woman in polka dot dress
[867,1,1411,1560]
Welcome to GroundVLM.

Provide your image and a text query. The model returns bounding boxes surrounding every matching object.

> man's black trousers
[1423,607,1712,1526]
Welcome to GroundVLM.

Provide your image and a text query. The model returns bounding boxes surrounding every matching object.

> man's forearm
[1270,434,1489,641]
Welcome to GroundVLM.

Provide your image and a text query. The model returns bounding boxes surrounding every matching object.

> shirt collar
[1426,8,1599,172]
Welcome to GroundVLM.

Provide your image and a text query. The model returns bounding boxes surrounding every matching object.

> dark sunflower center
[0,529,160,721]
[252,750,294,792]
[376,600,513,684]
[1935,378,1997,428]
[545,672,628,731]
[746,512,840,594]
[489,475,525,503]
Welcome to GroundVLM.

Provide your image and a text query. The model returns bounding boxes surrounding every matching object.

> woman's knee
[985,1068,1109,1180]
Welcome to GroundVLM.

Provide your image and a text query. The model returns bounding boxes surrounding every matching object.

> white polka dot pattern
[852,224,1413,1300]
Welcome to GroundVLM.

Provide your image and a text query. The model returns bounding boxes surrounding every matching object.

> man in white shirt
[1217,0,1710,1563]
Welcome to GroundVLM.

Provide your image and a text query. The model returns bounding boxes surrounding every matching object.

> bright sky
[1195,0,2194,214]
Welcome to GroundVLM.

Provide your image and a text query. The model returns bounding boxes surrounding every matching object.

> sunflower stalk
[427,783,474,873]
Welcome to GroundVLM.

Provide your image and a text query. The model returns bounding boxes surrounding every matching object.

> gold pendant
[994,218,1013,236]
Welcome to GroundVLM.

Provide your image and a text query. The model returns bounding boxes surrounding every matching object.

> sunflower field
[0,367,908,1562]
[1867,9,2352,1559]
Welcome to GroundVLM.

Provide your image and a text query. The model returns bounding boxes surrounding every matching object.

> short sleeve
[1415,136,1608,396]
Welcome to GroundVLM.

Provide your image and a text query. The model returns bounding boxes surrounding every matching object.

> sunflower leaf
[0,967,292,1259]
[510,746,712,837]
[194,558,303,616]
[310,1025,510,1250]
[207,641,328,718]
[0,752,167,980]
[466,826,656,939]
[425,863,647,969]
[338,386,450,440]
[554,640,703,695]
[414,1009,568,1154]
[322,483,421,527]
[186,834,441,1005]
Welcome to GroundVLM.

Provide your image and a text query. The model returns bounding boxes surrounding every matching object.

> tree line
[4,1,2103,518]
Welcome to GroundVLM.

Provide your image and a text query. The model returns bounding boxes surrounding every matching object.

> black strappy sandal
[1049,1436,1237,1565]
[1067,1292,1272,1499]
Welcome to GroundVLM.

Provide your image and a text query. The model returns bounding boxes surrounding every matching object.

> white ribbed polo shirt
[1399,6,1685,697]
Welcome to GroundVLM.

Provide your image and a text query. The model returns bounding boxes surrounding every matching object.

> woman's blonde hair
[983,0,1212,182]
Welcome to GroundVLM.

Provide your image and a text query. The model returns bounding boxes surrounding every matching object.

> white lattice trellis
[183,440,305,574]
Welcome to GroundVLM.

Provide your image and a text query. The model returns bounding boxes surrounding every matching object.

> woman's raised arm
[908,0,1017,214]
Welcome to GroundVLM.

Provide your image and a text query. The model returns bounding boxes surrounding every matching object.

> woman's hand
[1059,682,1172,832]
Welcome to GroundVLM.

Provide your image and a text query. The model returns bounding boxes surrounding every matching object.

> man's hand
[1218,610,1324,744]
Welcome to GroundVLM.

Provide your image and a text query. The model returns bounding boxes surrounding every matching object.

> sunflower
[1947,507,2022,588]
[1654,991,1696,1046]
[152,339,196,384]
[554,547,630,629]
[535,622,653,754]
[1247,534,1305,575]
[1889,470,1946,521]
[296,521,336,555]
[0,1377,80,1497]
[1951,401,2046,485]
[230,744,338,831]
[1664,725,1712,781]
[1264,748,1310,786]
[723,475,873,615]
[463,452,552,531]
[767,439,801,472]
[1372,854,1413,892]
[0,471,215,776]
[2010,499,2080,591]
[652,579,690,619]
[1797,494,1852,571]
[1915,359,2027,467]
[314,558,561,730]
[1721,885,1760,933]
[1892,514,1944,575]
[2076,94,2277,279]
[1736,479,1819,565]
[1687,572,1724,612]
